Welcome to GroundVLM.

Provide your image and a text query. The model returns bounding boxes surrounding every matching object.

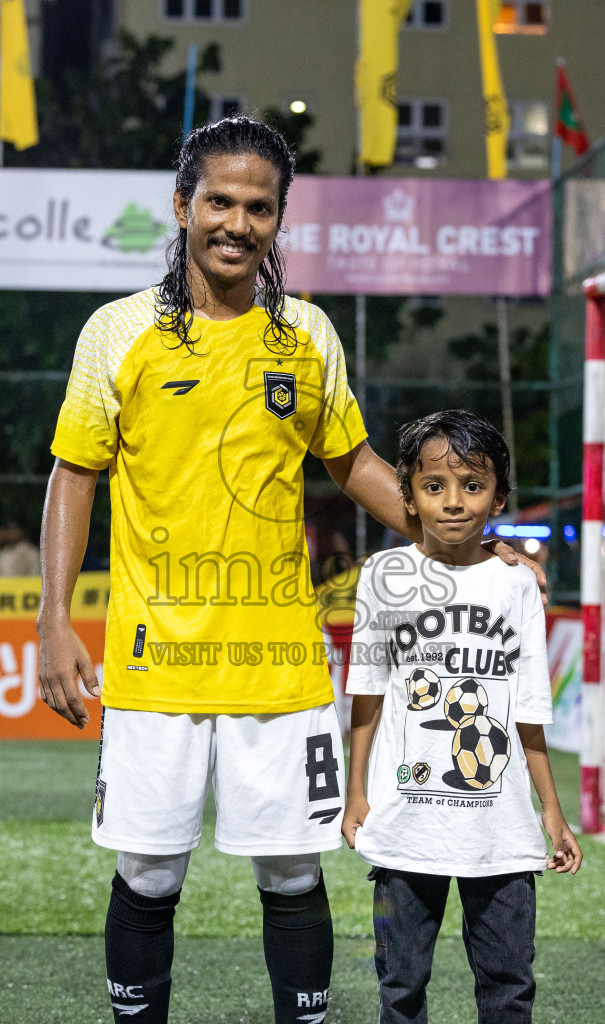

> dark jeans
[371,868,536,1024]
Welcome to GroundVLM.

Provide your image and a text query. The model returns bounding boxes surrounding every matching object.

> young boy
[342,409,582,1024]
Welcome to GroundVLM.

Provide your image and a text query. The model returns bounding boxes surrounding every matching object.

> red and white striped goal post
[581,272,605,832]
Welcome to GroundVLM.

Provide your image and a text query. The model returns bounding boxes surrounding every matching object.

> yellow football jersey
[51,289,367,714]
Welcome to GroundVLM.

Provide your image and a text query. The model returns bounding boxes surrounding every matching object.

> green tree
[0,291,118,552]
[261,108,322,173]
[6,31,221,170]
[5,33,324,174]
[446,321,551,490]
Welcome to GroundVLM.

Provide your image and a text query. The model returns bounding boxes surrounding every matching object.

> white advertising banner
[0,169,176,291]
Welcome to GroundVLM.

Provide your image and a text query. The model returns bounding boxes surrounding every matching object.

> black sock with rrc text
[105,871,181,1024]
[259,870,333,1024]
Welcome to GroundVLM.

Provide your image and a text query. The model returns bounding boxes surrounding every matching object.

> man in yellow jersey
[37,118,544,1024]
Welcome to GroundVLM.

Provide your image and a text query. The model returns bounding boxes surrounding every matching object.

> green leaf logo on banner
[102,203,169,254]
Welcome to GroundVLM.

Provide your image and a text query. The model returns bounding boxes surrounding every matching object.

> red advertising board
[0,574,108,740]
[0,570,581,748]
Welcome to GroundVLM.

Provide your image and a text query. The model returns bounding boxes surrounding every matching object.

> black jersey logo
[308,807,341,825]
[161,380,199,396]
[264,371,296,419]
[132,624,146,658]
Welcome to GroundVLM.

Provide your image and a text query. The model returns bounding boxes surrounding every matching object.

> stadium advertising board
[0,574,107,740]
[0,570,352,741]
[0,570,580,748]
[282,177,551,296]
[0,170,551,295]
[544,607,582,754]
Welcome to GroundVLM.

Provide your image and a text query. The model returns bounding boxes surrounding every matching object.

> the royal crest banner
[281,176,551,297]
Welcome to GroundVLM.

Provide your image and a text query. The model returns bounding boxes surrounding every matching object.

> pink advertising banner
[281,177,552,296]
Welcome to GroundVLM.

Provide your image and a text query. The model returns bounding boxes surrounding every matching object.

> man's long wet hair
[396,409,511,497]
[155,116,298,354]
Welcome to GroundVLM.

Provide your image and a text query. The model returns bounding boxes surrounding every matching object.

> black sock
[259,869,333,1024]
[105,871,181,1024]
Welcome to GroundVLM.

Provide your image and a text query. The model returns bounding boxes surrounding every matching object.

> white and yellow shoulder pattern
[51,288,157,470]
[70,287,157,400]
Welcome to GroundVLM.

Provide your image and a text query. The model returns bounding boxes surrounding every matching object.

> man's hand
[37,619,100,729]
[542,808,583,874]
[486,539,548,605]
[342,794,370,849]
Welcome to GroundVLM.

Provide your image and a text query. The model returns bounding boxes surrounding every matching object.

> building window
[493,2,550,34]
[209,95,243,121]
[405,0,450,29]
[396,99,447,167]
[507,101,549,169]
[163,0,246,23]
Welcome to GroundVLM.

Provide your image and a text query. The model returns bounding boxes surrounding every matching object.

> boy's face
[403,437,506,559]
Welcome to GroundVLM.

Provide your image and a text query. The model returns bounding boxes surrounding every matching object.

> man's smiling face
[173,152,282,300]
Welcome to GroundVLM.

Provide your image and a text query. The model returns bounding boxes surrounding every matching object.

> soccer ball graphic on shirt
[444,678,488,728]
[407,667,442,710]
[452,714,511,789]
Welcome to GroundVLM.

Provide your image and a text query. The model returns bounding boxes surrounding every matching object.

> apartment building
[109,0,603,177]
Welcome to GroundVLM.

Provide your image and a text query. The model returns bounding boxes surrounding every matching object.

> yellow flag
[0,0,39,150]
[476,0,509,178]
[357,0,412,168]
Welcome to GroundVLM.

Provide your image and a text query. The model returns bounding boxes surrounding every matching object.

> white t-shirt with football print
[346,545,552,877]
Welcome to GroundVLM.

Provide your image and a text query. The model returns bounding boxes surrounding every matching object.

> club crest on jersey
[412,763,431,785]
[264,371,296,419]
[96,779,107,827]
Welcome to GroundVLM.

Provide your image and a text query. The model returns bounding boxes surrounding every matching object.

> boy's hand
[485,539,548,606]
[342,795,370,849]
[542,808,583,874]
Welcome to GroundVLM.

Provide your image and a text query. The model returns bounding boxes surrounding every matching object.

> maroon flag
[555,65,589,155]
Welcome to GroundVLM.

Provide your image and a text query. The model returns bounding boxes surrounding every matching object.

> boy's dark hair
[396,409,511,497]
[155,116,297,354]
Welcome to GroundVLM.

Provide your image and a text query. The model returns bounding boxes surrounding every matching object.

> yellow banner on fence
[0,572,110,620]
[356,0,412,167]
[476,0,510,178]
[0,0,39,150]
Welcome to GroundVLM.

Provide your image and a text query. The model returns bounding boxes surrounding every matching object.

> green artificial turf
[0,740,600,939]
[1,935,604,1024]
[0,740,101,821]
[1,740,603,1023]
[1,737,601,942]
[1,817,603,939]
[0,741,583,826]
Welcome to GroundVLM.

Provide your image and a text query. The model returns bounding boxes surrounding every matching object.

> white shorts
[93,703,344,857]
